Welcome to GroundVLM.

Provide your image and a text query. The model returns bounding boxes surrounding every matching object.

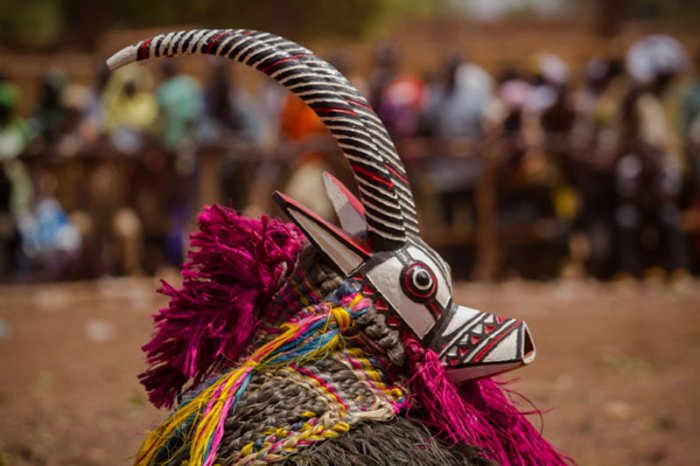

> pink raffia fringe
[139,205,304,408]
[405,338,572,466]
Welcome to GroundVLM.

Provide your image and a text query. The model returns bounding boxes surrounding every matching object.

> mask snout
[428,304,536,383]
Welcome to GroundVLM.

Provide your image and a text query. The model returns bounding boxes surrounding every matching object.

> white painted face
[363,241,452,339]
[274,180,535,383]
[361,239,535,383]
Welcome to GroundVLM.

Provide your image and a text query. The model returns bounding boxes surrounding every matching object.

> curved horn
[293,51,420,236]
[107,29,417,248]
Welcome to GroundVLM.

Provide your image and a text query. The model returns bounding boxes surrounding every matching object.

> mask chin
[429,304,536,384]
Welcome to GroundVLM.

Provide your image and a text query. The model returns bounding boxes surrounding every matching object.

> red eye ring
[401,262,437,303]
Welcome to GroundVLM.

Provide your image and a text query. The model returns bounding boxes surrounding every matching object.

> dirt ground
[0,276,698,466]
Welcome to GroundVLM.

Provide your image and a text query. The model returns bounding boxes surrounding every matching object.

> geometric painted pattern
[443,313,522,367]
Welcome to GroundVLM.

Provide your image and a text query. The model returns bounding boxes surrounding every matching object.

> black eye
[401,262,437,302]
[415,270,431,288]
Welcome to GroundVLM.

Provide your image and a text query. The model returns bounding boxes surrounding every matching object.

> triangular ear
[274,191,370,276]
[322,172,367,238]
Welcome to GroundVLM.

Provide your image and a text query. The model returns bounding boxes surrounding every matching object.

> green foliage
[571,0,700,36]
[0,0,443,50]
[577,0,700,20]
[0,0,64,48]
[631,0,700,19]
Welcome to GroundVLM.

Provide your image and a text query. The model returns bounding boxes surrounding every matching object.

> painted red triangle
[484,324,496,333]
[470,334,481,346]
[387,315,402,328]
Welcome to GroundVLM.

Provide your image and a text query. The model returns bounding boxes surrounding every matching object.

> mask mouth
[427,304,536,383]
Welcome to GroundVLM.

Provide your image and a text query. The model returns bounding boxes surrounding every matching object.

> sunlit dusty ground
[1,277,699,465]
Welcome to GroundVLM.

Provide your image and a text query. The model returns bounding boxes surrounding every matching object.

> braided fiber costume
[108,29,569,466]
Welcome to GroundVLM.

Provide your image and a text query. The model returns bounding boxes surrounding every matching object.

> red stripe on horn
[350,163,394,189]
[385,163,409,185]
[204,31,230,54]
[137,38,153,61]
[259,53,311,73]
[314,107,357,116]
[345,98,374,111]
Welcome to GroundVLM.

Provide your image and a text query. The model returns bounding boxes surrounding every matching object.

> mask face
[275,183,535,383]
[107,28,536,382]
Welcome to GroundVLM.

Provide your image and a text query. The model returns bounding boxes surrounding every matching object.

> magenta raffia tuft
[139,205,304,408]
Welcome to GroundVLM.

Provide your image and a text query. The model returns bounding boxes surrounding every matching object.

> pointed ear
[322,172,367,238]
[274,191,370,276]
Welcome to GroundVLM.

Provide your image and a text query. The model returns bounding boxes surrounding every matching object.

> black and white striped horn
[107,28,419,250]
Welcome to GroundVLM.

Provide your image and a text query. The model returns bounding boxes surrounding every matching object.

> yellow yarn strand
[136,362,253,466]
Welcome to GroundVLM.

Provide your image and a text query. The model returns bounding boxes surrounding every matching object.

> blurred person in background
[521,53,572,244]
[17,171,81,280]
[27,68,71,155]
[101,66,158,155]
[21,67,111,279]
[0,75,31,277]
[368,43,397,112]
[199,61,260,145]
[539,78,580,275]
[376,74,426,140]
[368,43,426,140]
[614,35,689,279]
[199,61,263,209]
[0,76,29,163]
[100,66,160,274]
[50,83,107,278]
[82,62,112,141]
[277,92,335,220]
[329,49,368,96]
[54,83,98,157]
[540,84,577,216]
[569,57,627,278]
[492,72,532,210]
[156,62,204,152]
[681,48,700,269]
[490,68,561,277]
[682,49,700,160]
[493,66,555,228]
[422,51,493,141]
[154,62,204,267]
[419,51,492,227]
[526,53,569,114]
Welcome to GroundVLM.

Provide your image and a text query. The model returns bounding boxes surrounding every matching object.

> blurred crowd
[2,34,700,282]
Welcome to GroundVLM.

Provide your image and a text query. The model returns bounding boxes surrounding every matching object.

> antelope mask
[108,28,535,385]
